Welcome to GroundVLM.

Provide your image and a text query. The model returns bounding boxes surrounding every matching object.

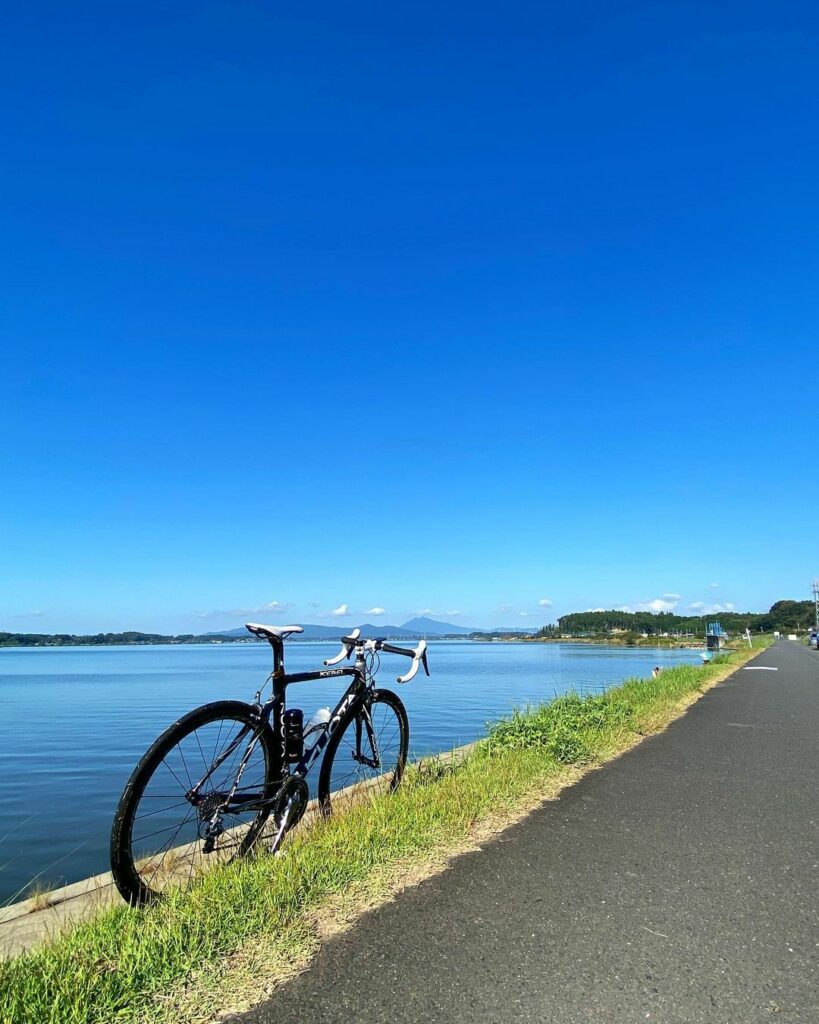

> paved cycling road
[240,641,818,1024]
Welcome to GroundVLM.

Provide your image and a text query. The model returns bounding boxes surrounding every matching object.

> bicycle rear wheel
[110,700,277,905]
[317,688,409,817]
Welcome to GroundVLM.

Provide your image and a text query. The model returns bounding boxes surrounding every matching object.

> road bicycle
[109,624,429,906]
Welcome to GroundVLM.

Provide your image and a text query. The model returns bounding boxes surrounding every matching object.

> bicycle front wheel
[317,688,409,817]
[110,700,278,906]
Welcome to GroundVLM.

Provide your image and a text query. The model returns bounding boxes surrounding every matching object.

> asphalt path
[240,641,818,1023]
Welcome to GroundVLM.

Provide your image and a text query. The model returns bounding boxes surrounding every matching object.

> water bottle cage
[283,708,304,764]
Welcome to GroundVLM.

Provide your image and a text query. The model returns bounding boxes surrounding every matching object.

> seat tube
[271,640,287,773]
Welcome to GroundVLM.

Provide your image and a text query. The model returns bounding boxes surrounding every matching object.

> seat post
[269,637,285,678]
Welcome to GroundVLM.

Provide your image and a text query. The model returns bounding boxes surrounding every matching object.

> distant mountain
[208,616,536,641]
[353,623,420,639]
[399,616,476,636]
[208,622,421,641]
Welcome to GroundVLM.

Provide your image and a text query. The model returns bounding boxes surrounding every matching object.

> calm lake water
[0,640,700,903]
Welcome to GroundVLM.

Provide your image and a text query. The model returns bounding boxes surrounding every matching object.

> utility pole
[812,578,819,629]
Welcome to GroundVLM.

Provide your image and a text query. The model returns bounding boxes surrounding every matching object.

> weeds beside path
[0,641,769,1024]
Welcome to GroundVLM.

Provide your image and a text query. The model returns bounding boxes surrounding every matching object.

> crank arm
[268,798,297,855]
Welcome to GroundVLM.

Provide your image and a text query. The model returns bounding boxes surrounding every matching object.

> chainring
[272,776,309,830]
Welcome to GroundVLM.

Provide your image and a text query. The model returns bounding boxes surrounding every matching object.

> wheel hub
[196,792,230,851]
[197,791,229,816]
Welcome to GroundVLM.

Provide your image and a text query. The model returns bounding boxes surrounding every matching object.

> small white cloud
[519,611,529,617]
[13,610,45,618]
[447,610,462,617]
[496,604,514,614]
[330,603,349,618]
[688,601,736,614]
[709,582,720,590]
[626,595,681,613]
[538,598,553,608]
[367,607,386,616]
[196,600,293,619]
[416,608,437,616]
[257,601,292,616]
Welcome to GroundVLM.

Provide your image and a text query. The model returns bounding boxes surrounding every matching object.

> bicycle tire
[110,700,277,906]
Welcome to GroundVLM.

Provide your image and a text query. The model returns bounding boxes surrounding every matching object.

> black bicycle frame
[214,639,374,814]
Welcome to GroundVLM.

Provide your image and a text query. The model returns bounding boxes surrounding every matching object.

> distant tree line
[0,631,233,647]
[551,600,814,637]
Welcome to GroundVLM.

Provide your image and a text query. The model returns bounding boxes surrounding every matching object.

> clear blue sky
[1,2,817,634]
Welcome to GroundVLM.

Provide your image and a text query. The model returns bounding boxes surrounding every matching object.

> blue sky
[1,2,817,634]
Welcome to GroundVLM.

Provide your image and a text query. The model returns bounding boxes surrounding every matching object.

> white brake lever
[323,628,361,666]
[397,639,428,684]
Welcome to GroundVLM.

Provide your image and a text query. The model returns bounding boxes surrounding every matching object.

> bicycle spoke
[134,800,190,822]
[176,743,194,791]
[159,757,189,794]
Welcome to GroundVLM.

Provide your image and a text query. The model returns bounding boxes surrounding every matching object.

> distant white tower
[812,578,819,629]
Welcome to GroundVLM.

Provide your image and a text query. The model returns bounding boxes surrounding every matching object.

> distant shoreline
[0,632,252,649]
[0,632,485,648]
[520,635,708,649]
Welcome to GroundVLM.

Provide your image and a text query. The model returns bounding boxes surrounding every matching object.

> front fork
[352,701,380,769]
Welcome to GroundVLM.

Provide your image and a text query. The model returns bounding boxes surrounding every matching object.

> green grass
[0,641,769,1024]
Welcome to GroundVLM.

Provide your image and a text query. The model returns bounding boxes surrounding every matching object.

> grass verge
[0,641,770,1024]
